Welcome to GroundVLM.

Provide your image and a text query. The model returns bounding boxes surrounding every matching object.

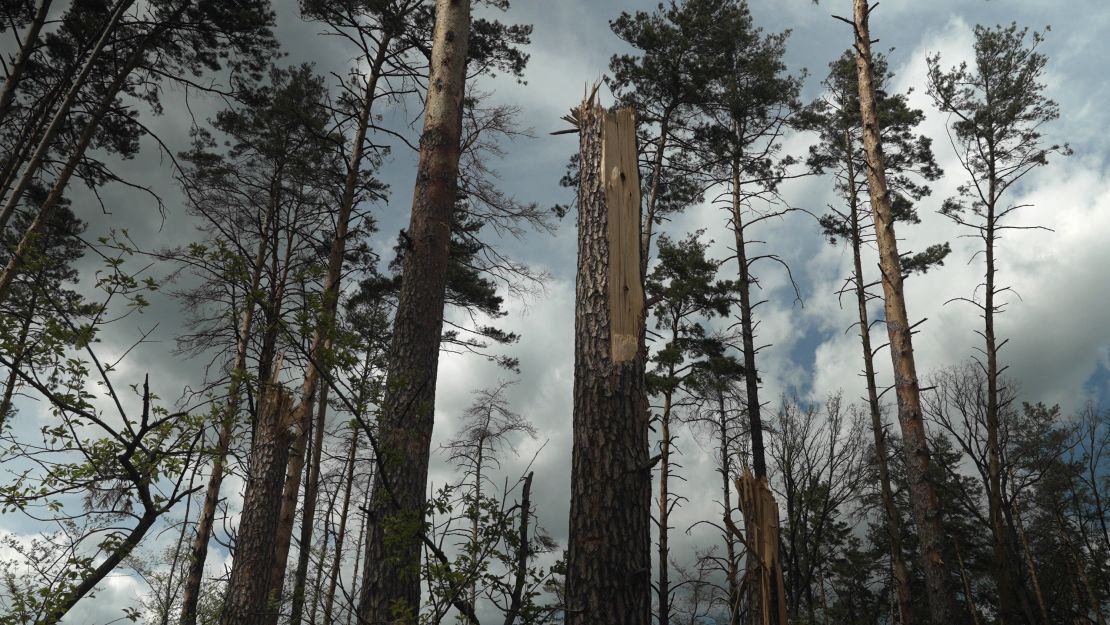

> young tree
[927,24,1070,625]
[442,382,536,611]
[645,232,734,625]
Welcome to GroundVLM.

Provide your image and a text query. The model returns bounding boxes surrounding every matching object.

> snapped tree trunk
[850,2,957,622]
[564,101,651,625]
[357,1,472,622]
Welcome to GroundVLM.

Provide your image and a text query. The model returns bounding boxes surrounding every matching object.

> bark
[357,2,472,622]
[850,2,957,621]
[564,102,651,625]
[502,472,534,625]
[658,390,673,625]
[219,384,296,625]
[323,425,360,625]
[843,129,913,624]
[289,385,331,624]
[180,190,276,625]
[728,162,767,479]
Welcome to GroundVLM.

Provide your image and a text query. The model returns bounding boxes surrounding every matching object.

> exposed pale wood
[566,100,651,625]
[735,471,787,625]
[601,108,644,363]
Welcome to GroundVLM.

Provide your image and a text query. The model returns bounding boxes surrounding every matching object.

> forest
[0,0,1108,624]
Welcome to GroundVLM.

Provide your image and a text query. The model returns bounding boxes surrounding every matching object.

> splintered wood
[600,108,644,362]
[737,471,788,625]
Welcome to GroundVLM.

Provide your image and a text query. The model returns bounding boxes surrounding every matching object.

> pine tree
[927,24,1070,625]
[804,49,946,624]
[836,2,960,620]
[645,232,734,625]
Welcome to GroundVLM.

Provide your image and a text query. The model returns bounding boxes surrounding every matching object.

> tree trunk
[658,389,673,625]
[323,425,360,625]
[220,383,296,625]
[357,2,472,622]
[289,385,331,624]
[728,162,767,479]
[844,129,913,625]
[180,191,276,625]
[564,102,651,625]
[850,2,957,622]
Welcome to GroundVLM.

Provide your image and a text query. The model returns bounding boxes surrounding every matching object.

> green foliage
[928,23,1069,222]
[645,232,736,397]
[805,50,949,277]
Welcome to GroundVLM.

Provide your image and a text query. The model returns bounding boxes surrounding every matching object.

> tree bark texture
[357,1,471,622]
[219,384,296,625]
[850,2,957,622]
[565,102,651,625]
[180,196,276,625]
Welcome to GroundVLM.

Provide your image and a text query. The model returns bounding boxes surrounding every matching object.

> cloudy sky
[5,0,1110,622]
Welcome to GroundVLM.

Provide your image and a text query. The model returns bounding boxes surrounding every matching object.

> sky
[4,0,1110,623]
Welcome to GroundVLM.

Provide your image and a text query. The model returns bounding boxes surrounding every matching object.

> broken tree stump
[565,98,651,625]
